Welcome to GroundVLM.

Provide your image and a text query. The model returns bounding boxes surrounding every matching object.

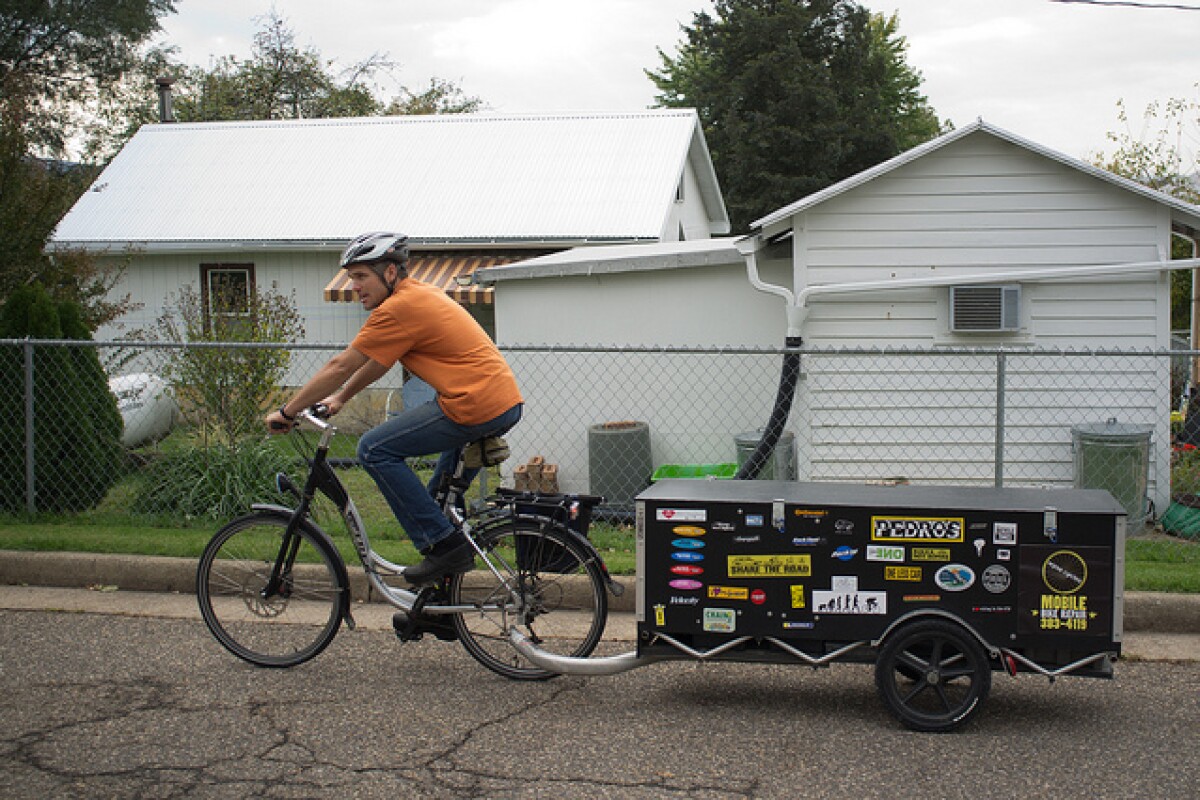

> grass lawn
[1,425,1194,589]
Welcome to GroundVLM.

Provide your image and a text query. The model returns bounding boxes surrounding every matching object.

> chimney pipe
[155,77,175,123]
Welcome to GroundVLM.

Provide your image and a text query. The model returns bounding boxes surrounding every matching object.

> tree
[0,1,169,328]
[1094,93,1200,331]
[385,77,485,116]
[171,11,482,123]
[0,0,176,157]
[648,0,945,232]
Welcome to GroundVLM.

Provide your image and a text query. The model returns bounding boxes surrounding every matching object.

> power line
[1046,0,1200,8]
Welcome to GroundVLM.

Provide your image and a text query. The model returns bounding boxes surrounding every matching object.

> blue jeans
[357,401,522,552]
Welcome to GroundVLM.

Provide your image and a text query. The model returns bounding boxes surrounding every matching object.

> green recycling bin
[1071,419,1153,529]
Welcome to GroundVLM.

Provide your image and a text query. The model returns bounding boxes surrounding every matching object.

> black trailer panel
[636,480,1125,670]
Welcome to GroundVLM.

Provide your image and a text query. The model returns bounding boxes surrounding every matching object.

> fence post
[23,338,35,514]
[994,351,1006,488]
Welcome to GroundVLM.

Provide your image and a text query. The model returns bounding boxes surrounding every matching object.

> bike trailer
[511,478,1126,730]
[635,478,1125,729]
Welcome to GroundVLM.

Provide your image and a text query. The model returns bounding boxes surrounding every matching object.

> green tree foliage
[150,283,305,446]
[1094,93,1200,331]
[0,1,166,328]
[648,0,945,232]
[0,283,124,513]
[171,11,483,122]
[384,77,485,116]
[0,0,176,156]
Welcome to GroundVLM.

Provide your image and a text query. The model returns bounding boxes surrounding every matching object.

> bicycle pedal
[392,610,458,643]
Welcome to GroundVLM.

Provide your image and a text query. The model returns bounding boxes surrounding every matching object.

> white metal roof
[51,110,728,252]
[752,118,1200,235]
[477,237,742,282]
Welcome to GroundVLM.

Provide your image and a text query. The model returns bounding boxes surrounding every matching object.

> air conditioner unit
[950,285,1020,332]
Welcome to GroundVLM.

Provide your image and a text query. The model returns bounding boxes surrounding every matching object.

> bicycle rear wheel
[197,512,346,667]
[450,516,608,680]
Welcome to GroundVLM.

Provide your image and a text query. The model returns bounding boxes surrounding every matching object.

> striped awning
[323,251,542,305]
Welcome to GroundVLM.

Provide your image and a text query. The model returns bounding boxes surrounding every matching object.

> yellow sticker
[790,585,806,609]
[708,585,749,600]
[654,604,665,626]
[728,554,812,578]
[885,565,923,582]
[672,525,706,537]
[912,547,952,562]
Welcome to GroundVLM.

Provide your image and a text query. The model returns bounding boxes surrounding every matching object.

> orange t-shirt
[351,279,522,425]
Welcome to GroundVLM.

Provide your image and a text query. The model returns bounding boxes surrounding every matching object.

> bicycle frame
[269,410,525,623]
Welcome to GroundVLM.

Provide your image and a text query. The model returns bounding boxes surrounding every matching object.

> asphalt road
[1,602,1198,799]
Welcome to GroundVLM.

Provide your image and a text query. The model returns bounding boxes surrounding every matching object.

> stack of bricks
[513,455,560,494]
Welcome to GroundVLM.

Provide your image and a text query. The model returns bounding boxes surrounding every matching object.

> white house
[480,120,1200,515]
[50,109,729,357]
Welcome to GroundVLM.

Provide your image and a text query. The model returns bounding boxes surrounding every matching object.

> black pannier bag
[495,488,601,572]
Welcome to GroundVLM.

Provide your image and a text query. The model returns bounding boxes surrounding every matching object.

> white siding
[782,132,1171,510]
[96,250,379,388]
[493,254,793,492]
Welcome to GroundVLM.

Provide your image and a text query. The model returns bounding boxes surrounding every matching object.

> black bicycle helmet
[339,232,410,291]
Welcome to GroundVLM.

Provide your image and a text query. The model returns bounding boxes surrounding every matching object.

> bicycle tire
[197,512,347,667]
[450,516,608,680]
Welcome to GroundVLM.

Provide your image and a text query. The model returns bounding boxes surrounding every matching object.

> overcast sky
[154,0,1200,162]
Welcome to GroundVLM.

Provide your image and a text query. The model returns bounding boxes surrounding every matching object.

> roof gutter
[737,233,1200,341]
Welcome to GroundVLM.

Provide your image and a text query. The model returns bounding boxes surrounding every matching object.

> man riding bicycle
[266,232,523,586]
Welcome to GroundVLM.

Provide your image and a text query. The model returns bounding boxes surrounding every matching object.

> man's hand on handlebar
[265,402,334,433]
[318,395,345,416]
[265,408,294,434]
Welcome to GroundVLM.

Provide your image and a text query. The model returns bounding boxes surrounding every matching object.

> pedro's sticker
[871,516,964,543]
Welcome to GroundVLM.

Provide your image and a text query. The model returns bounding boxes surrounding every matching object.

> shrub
[131,438,298,520]
[150,283,304,446]
[0,283,124,513]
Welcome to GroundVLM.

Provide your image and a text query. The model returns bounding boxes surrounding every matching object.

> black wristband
[279,405,296,421]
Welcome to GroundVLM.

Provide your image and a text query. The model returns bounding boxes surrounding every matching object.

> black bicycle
[196,406,617,680]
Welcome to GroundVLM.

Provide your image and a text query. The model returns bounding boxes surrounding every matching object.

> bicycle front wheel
[450,516,608,680]
[197,512,346,667]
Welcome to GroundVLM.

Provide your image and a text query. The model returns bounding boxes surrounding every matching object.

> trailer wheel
[875,619,992,732]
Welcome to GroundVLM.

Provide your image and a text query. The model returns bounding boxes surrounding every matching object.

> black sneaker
[403,539,475,586]
[392,610,458,642]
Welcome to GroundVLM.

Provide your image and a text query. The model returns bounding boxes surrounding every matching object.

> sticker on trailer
[672,525,707,537]
[871,516,964,543]
[656,508,707,522]
[982,565,1012,593]
[790,585,806,608]
[1042,550,1088,594]
[867,545,905,562]
[912,547,952,562]
[703,608,737,633]
[672,538,705,550]
[813,589,887,615]
[708,585,749,601]
[831,546,858,561]
[993,522,1018,545]
[885,565,923,582]
[934,564,976,592]
[669,579,703,591]
[728,554,812,578]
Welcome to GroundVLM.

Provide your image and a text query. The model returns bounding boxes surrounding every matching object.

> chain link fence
[3,339,1198,574]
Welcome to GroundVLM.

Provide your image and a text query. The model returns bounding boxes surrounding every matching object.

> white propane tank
[108,373,178,448]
